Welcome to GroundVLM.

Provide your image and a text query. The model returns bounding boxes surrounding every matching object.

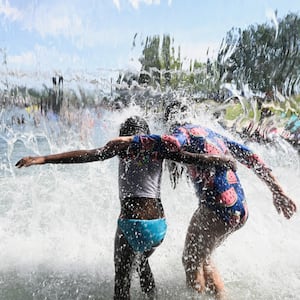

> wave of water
[1,96,300,300]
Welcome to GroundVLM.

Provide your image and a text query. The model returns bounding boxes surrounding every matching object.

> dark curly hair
[119,116,150,136]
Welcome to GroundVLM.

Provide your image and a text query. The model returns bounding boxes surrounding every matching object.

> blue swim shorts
[118,218,167,252]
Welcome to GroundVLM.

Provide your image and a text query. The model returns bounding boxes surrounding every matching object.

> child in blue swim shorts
[114,116,166,299]
[15,116,236,299]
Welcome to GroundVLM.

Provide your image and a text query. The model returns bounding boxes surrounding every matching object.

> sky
[0,0,299,78]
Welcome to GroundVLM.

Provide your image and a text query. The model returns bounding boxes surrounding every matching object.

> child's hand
[273,190,297,219]
[15,156,44,168]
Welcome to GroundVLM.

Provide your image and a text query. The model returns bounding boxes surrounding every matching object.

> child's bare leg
[182,207,207,293]
[182,206,231,299]
[137,251,157,299]
[182,256,206,293]
[114,227,135,300]
[203,259,226,300]
[194,264,206,293]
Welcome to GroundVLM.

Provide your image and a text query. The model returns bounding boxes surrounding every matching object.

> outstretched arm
[244,153,296,219]
[15,136,133,168]
[223,137,297,219]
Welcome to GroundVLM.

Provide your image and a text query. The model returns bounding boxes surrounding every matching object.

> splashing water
[1,83,300,300]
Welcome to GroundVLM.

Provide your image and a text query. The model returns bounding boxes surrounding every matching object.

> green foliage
[138,34,195,90]
[217,12,300,96]
[135,34,221,94]
[225,103,243,120]
[124,12,300,105]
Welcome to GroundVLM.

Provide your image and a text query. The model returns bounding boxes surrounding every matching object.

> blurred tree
[217,13,300,97]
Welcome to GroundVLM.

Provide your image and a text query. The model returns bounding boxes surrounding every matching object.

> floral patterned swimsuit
[132,124,255,228]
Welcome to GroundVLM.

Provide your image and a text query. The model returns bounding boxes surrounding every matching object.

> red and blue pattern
[132,124,262,227]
